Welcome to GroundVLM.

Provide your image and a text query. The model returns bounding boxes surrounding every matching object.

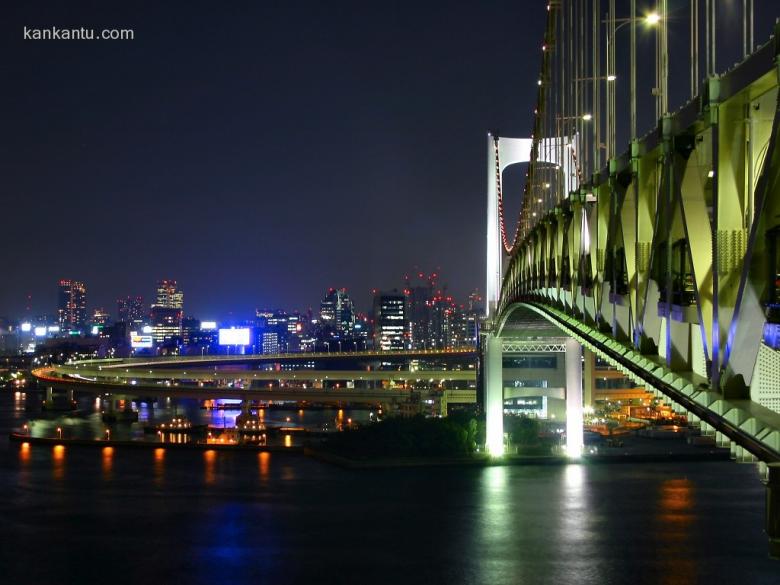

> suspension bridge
[481,0,780,556]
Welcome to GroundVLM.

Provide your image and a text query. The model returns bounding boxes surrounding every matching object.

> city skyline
[5,270,481,324]
[1,0,549,319]
[3,1,780,580]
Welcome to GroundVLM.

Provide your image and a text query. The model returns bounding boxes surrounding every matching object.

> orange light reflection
[258,452,270,479]
[102,446,114,478]
[204,449,216,484]
[52,445,65,481]
[19,442,31,464]
[153,448,165,485]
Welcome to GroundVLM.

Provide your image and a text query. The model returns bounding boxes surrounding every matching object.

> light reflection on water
[258,452,270,480]
[558,464,591,563]
[2,393,778,584]
[52,445,65,481]
[204,449,217,485]
[19,441,30,464]
[480,466,511,540]
[656,478,697,585]
[102,446,114,479]
[153,448,165,485]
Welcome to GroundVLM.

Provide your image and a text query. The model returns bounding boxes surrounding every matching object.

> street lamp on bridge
[603,7,662,161]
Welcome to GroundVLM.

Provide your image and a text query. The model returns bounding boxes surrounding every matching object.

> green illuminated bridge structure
[31,348,478,411]
[483,3,780,555]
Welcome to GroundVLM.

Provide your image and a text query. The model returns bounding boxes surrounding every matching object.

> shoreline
[302,446,731,469]
[9,433,732,467]
[8,432,304,453]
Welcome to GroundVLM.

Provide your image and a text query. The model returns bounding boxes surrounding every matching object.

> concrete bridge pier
[583,348,594,407]
[42,386,54,409]
[484,333,504,456]
[101,394,138,422]
[564,338,584,458]
[484,333,585,457]
[42,386,76,411]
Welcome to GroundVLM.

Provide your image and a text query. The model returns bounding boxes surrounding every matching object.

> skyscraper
[154,280,184,309]
[404,273,434,350]
[117,295,145,327]
[150,280,183,344]
[320,288,355,338]
[57,279,87,333]
[429,294,456,349]
[372,290,408,351]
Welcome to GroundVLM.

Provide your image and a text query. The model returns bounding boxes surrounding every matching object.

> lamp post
[603,8,661,159]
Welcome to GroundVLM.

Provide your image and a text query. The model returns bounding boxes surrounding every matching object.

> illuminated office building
[117,295,145,327]
[150,280,183,343]
[57,279,87,333]
[262,331,280,354]
[320,288,355,338]
[181,316,200,346]
[372,290,408,351]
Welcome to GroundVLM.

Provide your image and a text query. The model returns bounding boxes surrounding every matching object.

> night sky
[2,0,546,320]
[3,1,776,321]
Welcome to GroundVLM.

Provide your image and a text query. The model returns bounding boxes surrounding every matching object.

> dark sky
[1,0,546,320]
[2,1,776,321]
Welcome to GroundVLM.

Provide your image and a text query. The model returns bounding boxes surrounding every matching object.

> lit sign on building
[201,321,217,330]
[34,326,47,337]
[21,323,32,332]
[219,327,250,346]
[130,334,154,348]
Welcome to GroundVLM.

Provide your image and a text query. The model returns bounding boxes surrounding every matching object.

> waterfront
[12,390,372,446]
[0,392,778,584]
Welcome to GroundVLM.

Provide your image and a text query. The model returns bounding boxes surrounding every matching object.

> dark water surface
[1,392,778,585]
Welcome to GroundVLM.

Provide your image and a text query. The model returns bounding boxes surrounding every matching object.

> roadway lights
[544,183,551,189]
[645,12,661,25]
[607,75,617,81]
[582,113,593,121]
[537,79,542,86]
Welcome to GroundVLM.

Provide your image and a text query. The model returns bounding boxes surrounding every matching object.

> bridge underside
[484,305,585,456]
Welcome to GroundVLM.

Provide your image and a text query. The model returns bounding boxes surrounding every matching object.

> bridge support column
[565,338,584,458]
[43,386,56,410]
[767,463,780,559]
[484,334,504,456]
[583,348,594,407]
